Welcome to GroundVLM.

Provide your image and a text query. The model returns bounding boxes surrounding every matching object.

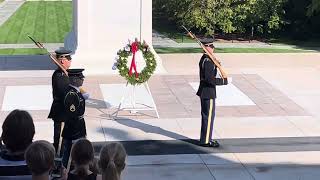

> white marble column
[65,0,165,75]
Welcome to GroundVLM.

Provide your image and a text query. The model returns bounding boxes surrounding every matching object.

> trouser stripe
[205,99,213,143]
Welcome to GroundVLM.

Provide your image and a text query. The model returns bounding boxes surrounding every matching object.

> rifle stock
[182,26,228,79]
[28,35,68,76]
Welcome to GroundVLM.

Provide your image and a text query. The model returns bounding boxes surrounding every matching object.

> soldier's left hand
[80,87,86,94]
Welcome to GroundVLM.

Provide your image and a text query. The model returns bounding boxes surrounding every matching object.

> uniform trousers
[53,121,64,155]
[200,98,216,144]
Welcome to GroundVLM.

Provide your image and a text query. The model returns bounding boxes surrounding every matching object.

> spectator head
[1,109,35,152]
[25,140,55,176]
[71,138,94,177]
[99,142,126,180]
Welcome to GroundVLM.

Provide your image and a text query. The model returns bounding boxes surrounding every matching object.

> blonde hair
[99,142,127,180]
[25,140,55,176]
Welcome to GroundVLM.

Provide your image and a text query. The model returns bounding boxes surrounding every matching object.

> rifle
[181,26,228,79]
[28,35,68,76]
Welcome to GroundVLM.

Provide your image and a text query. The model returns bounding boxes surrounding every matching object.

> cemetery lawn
[0,48,47,55]
[0,1,72,44]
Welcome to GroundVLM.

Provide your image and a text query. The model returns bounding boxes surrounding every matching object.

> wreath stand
[111,81,160,119]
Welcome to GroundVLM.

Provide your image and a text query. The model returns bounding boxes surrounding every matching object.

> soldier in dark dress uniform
[197,40,228,148]
[61,69,89,168]
[48,48,73,154]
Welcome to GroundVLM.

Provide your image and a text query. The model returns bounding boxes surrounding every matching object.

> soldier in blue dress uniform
[197,40,228,148]
[61,68,89,167]
[48,48,72,154]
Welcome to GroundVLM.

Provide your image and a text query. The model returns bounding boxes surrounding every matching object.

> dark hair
[71,139,94,179]
[1,109,35,152]
[99,142,126,180]
[25,140,55,176]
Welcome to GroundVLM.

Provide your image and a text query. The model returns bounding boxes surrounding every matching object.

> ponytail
[70,139,95,179]
[99,142,127,180]
[104,160,120,180]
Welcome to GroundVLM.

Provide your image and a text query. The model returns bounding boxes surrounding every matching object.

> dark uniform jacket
[62,86,86,140]
[197,54,228,99]
[48,69,70,122]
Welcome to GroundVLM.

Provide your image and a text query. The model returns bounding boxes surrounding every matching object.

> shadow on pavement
[0,55,56,71]
[96,118,320,156]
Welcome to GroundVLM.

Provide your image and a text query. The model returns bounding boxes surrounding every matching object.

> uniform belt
[69,115,84,120]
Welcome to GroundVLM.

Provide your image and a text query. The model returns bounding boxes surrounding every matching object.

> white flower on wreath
[124,45,130,52]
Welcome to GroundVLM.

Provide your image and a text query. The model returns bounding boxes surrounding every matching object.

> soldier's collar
[70,85,80,92]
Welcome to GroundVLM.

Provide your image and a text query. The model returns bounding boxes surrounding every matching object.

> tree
[174,0,235,36]
[153,0,287,37]
[307,0,320,16]
[231,0,286,36]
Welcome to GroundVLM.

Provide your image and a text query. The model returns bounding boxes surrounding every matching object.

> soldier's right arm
[203,60,217,85]
[204,60,228,86]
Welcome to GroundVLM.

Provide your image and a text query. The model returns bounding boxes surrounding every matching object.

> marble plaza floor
[0,53,320,179]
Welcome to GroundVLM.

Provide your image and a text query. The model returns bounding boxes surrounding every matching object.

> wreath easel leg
[113,81,129,119]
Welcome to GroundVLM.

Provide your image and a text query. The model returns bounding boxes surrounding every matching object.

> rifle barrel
[27,35,68,76]
[28,35,38,45]
[181,25,188,32]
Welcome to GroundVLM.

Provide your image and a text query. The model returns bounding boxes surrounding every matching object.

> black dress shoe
[200,140,220,148]
[210,140,220,148]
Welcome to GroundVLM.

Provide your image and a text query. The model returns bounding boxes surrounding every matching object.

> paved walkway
[0,0,24,26]
[0,53,320,179]
[153,41,302,49]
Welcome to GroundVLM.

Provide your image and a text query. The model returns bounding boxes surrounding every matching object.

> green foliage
[155,0,235,35]
[153,0,286,36]
[232,0,286,35]
[307,0,320,16]
[283,0,320,39]
[0,48,47,55]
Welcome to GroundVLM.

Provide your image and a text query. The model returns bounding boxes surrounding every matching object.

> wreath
[115,40,157,85]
